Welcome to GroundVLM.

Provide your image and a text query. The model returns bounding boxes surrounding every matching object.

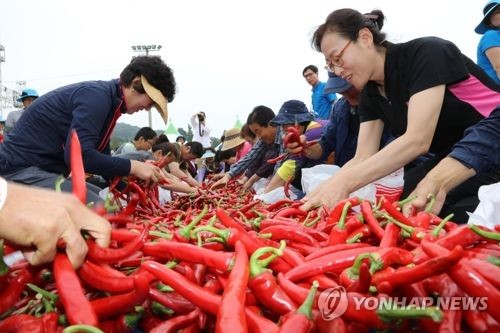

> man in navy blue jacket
[405,107,500,218]
[0,56,176,202]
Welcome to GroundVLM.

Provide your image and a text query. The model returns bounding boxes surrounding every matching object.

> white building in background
[0,43,23,121]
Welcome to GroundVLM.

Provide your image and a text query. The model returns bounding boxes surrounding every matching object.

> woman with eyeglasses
[300,8,500,222]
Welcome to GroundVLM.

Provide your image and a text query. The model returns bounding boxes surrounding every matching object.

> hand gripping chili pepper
[70,129,87,204]
[278,281,318,333]
[54,253,98,326]
[142,260,279,333]
[143,240,235,272]
[248,241,298,315]
[86,227,147,264]
[421,240,500,323]
[90,273,150,320]
[215,241,249,333]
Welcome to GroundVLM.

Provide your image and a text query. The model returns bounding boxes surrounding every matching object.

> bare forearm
[264,174,285,193]
[425,157,476,193]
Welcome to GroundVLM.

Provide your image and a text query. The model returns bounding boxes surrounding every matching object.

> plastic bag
[254,185,298,204]
[373,167,404,203]
[301,164,376,202]
[467,182,500,228]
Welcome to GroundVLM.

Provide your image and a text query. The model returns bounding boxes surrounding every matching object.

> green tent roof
[164,119,179,136]
[233,116,243,129]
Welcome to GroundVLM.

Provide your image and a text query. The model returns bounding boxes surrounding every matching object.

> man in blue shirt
[0,56,176,203]
[292,72,360,166]
[302,65,337,120]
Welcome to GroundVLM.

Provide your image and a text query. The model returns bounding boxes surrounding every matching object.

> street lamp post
[131,44,163,128]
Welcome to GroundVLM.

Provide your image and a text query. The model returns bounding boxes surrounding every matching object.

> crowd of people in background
[0,2,498,268]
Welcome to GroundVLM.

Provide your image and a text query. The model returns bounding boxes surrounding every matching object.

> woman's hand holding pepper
[211,173,231,189]
[130,160,166,186]
[0,182,111,268]
[285,134,307,155]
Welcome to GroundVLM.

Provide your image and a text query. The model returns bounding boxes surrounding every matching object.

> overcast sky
[0,0,484,137]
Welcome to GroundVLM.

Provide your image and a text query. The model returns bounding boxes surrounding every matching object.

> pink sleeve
[238,141,253,160]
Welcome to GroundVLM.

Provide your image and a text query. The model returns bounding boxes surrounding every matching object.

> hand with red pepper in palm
[0,181,111,268]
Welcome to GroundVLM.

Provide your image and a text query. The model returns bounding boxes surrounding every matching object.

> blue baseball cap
[270,100,314,125]
[17,88,39,102]
[324,71,352,94]
[475,0,500,34]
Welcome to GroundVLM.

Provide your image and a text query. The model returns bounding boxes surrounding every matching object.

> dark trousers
[403,155,500,224]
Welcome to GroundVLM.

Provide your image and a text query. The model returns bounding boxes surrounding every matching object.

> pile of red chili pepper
[0,132,499,332]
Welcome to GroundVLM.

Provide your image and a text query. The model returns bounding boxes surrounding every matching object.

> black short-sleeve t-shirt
[359,37,500,154]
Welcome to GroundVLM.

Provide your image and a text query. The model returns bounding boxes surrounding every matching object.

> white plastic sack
[467,182,500,228]
[254,185,298,204]
[252,177,269,195]
[301,164,376,202]
[373,167,405,202]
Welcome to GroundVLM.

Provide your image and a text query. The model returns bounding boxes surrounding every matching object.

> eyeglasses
[324,39,352,72]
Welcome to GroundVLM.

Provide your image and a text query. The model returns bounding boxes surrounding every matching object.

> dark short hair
[152,141,179,159]
[134,127,157,141]
[302,65,318,76]
[176,135,186,143]
[120,55,176,102]
[218,148,237,161]
[312,9,386,52]
[185,141,204,158]
[247,105,275,127]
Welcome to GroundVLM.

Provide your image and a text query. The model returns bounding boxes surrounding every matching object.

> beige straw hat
[141,75,168,123]
[221,128,246,151]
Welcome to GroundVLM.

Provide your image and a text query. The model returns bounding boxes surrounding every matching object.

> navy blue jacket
[0,79,130,178]
[449,107,500,173]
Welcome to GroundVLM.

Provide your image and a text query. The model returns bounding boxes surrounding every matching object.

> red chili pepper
[142,261,279,332]
[78,260,134,293]
[0,268,32,314]
[463,257,500,289]
[372,245,463,292]
[339,253,375,290]
[215,241,249,333]
[469,224,500,241]
[327,197,360,223]
[86,227,147,264]
[327,201,352,245]
[248,241,297,315]
[41,312,59,333]
[381,196,416,227]
[90,273,150,320]
[143,240,234,272]
[284,177,293,199]
[0,314,44,333]
[260,225,320,247]
[98,312,142,333]
[360,200,385,240]
[54,253,98,326]
[421,240,500,323]
[70,129,87,203]
[284,246,378,282]
[267,152,289,164]
[278,281,317,333]
[150,308,201,333]
[149,288,197,315]
[305,243,371,261]
[174,205,209,242]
